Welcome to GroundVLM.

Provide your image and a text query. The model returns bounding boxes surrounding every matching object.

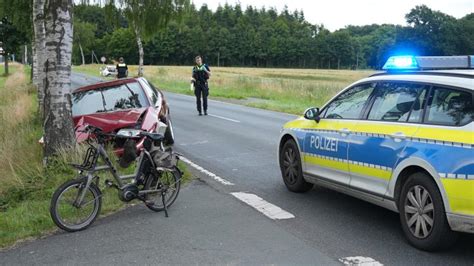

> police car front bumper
[447,213,474,234]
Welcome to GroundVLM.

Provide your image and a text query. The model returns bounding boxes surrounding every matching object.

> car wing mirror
[304,107,321,123]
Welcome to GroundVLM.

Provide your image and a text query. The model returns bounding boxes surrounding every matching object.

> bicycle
[50,125,182,232]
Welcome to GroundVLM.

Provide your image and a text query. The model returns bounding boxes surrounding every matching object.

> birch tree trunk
[79,42,85,65]
[33,0,46,117]
[42,0,75,158]
[134,26,144,77]
[4,54,8,75]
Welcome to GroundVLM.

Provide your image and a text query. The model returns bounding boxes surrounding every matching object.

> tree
[104,0,188,76]
[32,0,46,116]
[73,18,97,65]
[405,5,458,55]
[41,0,75,158]
[0,17,27,75]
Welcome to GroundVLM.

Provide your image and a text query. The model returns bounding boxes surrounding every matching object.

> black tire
[398,172,458,251]
[50,179,102,232]
[144,169,181,212]
[164,118,175,146]
[279,139,313,193]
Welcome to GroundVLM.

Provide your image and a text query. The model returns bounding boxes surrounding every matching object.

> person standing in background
[191,55,211,116]
[116,57,128,79]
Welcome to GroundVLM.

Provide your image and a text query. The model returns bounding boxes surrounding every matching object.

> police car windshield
[72,82,149,116]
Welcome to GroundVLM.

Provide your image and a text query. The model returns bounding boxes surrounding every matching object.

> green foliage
[0,0,32,38]
[0,17,28,56]
[72,19,98,64]
[97,27,138,63]
[71,4,472,69]
[102,0,188,39]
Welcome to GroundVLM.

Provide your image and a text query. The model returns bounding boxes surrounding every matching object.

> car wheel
[399,172,458,251]
[164,118,175,146]
[279,139,313,193]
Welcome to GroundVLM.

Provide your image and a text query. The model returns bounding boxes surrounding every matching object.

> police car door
[348,82,427,196]
[303,83,376,185]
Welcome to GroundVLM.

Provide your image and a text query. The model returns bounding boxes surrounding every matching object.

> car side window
[425,86,473,126]
[367,82,424,122]
[324,83,376,120]
[140,80,160,106]
[407,87,428,123]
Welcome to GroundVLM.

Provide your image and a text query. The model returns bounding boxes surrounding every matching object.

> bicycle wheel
[50,179,102,232]
[144,169,181,212]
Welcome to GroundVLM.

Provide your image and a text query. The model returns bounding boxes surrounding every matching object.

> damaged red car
[72,77,174,154]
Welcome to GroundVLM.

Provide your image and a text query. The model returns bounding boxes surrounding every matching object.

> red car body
[72,77,172,154]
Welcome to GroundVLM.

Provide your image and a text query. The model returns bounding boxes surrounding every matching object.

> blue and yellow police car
[278,55,473,251]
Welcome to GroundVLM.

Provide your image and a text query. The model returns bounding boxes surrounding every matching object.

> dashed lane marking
[180,157,235,186]
[208,114,241,123]
[339,256,383,266]
[231,192,295,220]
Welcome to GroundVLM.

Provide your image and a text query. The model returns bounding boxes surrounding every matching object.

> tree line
[73,3,473,69]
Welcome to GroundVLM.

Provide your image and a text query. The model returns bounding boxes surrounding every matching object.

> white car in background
[100,65,117,77]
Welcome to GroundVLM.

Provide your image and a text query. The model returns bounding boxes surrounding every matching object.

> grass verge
[0,64,192,249]
[73,64,375,115]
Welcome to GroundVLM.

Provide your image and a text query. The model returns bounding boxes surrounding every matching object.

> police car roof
[361,70,474,91]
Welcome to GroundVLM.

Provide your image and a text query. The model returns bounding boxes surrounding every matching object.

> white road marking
[231,192,295,220]
[180,157,234,186]
[179,140,209,146]
[208,114,241,123]
[339,256,383,266]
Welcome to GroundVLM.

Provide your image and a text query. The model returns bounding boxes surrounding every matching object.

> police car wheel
[279,139,313,193]
[399,172,458,251]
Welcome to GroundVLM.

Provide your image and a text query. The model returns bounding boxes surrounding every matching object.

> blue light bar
[383,56,418,70]
[383,55,474,70]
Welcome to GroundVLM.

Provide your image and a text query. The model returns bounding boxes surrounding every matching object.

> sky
[191,0,473,31]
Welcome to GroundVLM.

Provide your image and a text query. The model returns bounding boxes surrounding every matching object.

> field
[74,65,375,114]
[0,64,192,248]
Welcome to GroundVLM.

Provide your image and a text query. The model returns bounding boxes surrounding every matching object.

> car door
[302,82,376,185]
[348,82,428,196]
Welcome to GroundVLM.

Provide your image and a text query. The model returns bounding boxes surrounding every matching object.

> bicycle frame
[74,141,158,207]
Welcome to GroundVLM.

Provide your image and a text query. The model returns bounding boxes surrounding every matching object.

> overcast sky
[191,0,473,31]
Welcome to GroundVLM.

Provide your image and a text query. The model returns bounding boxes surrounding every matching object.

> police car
[278,55,473,251]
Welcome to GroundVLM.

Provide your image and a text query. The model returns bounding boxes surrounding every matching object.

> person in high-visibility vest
[116,57,128,79]
[191,55,211,116]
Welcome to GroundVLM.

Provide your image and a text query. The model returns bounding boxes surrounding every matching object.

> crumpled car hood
[74,108,147,141]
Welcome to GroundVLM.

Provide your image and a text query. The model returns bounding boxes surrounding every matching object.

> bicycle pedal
[105,180,114,187]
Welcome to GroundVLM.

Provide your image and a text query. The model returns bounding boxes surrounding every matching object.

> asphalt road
[2,73,473,265]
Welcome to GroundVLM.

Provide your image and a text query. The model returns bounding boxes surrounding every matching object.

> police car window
[368,82,423,122]
[426,87,473,126]
[407,88,428,123]
[324,83,375,119]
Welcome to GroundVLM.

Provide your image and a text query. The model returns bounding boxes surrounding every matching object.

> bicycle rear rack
[71,146,99,171]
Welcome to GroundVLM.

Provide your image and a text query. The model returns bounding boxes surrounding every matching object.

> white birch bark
[33,0,46,116]
[42,0,75,158]
[134,26,144,77]
[79,42,85,65]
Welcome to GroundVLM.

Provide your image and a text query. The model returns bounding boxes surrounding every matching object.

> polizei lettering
[310,135,338,152]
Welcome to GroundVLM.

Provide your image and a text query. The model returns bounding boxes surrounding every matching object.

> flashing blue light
[383,56,419,70]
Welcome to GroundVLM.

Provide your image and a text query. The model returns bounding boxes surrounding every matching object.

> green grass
[0,64,193,249]
[74,64,375,115]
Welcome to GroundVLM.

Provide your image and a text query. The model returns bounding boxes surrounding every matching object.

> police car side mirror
[304,107,321,123]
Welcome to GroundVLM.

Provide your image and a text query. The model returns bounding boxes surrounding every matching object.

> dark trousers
[194,82,209,113]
